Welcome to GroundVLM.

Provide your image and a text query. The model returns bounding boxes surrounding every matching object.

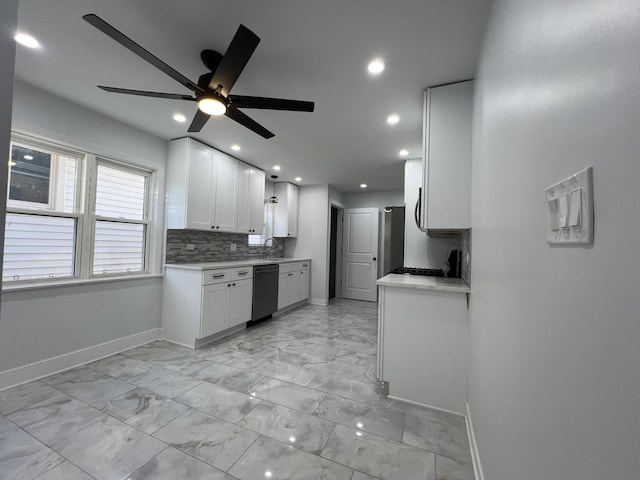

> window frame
[88,158,152,278]
[4,133,159,285]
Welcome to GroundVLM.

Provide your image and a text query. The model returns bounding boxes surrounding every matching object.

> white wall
[285,185,330,305]
[0,83,168,387]
[404,159,454,269]
[469,1,640,479]
[0,0,18,291]
[343,190,403,210]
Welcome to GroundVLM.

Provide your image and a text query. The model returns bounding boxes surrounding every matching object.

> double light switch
[545,167,593,245]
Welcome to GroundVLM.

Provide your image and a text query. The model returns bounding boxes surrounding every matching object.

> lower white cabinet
[230,279,253,327]
[378,284,468,414]
[202,281,231,337]
[277,262,310,310]
[164,266,253,348]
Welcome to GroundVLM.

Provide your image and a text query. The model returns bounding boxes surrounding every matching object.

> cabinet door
[278,271,300,310]
[186,144,215,230]
[298,268,309,301]
[249,169,266,234]
[235,163,252,233]
[229,279,253,327]
[286,183,298,237]
[272,183,288,237]
[201,282,230,337]
[212,154,238,232]
[423,81,473,230]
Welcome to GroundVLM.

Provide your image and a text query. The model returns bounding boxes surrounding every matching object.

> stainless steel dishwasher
[250,264,279,324]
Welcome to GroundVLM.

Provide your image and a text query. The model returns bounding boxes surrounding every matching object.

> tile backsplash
[455,229,472,285]
[166,230,285,264]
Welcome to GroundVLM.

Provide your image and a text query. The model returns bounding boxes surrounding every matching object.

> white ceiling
[15,0,492,192]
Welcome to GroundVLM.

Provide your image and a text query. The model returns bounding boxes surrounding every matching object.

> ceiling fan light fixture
[198,96,227,116]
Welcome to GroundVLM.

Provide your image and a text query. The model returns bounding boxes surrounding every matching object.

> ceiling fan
[82,14,314,138]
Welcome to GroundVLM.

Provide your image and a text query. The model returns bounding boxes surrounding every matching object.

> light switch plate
[545,167,593,245]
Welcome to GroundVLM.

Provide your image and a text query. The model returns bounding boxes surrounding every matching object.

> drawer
[279,262,301,273]
[232,267,253,281]
[202,269,233,285]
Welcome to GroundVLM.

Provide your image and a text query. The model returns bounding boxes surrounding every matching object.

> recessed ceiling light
[265,472,272,478]
[386,114,400,125]
[367,58,385,75]
[356,431,363,437]
[23,155,34,160]
[294,177,302,182]
[172,113,186,123]
[231,144,241,151]
[14,33,40,49]
[273,165,281,171]
[360,183,367,189]
[398,149,409,157]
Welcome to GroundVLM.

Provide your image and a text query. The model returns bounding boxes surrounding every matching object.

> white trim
[0,328,162,391]
[386,394,465,418]
[309,298,328,306]
[466,401,485,480]
[2,273,163,293]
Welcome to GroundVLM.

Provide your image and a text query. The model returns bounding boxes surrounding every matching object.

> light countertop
[164,258,311,271]
[377,274,470,293]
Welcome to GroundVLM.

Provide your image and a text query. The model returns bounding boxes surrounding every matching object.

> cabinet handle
[216,226,220,229]
[227,283,231,287]
[238,271,248,275]
[414,187,422,230]
[232,283,236,286]
[212,274,225,278]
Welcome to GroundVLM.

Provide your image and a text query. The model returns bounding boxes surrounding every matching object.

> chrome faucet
[263,237,279,259]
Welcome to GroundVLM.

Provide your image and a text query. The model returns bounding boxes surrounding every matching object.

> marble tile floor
[0,298,473,480]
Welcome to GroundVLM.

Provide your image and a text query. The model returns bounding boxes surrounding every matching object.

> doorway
[340,207,379,302]
[329,206,338,300]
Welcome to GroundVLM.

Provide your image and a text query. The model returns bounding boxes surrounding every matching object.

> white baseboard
[466,401,485,480]
[0,328,163,391]
[386,394,465,418]
[309,298,328,306]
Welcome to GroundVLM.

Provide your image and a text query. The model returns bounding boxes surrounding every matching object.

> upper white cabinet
[418,80,473,234]
[273,182,298,238]
[167,137,265,233]
[236,163,266,234]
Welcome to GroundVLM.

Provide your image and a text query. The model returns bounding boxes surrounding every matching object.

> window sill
[2,273,164,293]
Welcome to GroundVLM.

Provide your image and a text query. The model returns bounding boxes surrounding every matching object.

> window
[4,140,80,281]
[3,135,155,284]
[93,162,149,275]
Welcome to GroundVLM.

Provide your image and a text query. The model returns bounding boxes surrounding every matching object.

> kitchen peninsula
[377,273,470,414]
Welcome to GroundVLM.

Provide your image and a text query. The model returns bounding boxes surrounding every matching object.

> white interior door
[341,208,379,302]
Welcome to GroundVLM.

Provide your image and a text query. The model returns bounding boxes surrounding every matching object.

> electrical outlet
[230,242,237,252]
[186,244,195,251]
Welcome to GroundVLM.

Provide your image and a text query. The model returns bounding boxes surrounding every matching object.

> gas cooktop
[390,267,445,277]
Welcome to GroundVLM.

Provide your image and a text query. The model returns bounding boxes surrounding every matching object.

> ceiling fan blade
[225,107,274,139]
[188,110,211,132]
[98,86,196,101]
[83,14,203,94]
[231,95,314,112]
[208,25,260,96]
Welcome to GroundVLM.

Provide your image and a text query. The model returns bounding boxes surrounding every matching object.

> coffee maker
[445,250,462,278]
